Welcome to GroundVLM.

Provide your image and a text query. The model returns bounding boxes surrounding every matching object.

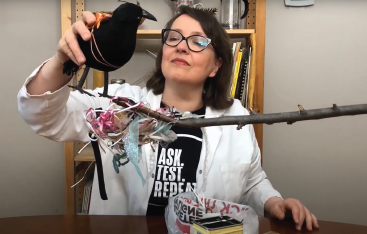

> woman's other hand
[264,197,319,231]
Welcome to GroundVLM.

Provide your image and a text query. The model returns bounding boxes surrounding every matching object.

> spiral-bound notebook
[229,42,252,108]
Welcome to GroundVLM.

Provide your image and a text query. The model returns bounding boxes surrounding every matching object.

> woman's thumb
[271,206,285,220]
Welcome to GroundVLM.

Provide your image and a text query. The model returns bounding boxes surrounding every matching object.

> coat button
[152,173,155,178]
[199,170,202,174]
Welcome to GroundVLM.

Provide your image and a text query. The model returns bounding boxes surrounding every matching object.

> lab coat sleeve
[17,59,144,143]
[17,60,101,143]
[243,124,283,217]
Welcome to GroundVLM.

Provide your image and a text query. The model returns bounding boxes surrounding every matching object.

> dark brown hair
[145,6,234,110]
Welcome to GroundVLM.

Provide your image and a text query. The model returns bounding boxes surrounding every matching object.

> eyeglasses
[161,29,212,52]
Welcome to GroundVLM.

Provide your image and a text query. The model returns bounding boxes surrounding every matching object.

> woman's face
[161,14,222,87]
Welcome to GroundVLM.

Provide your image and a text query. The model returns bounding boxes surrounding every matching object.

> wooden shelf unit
[74,147,95,162]
[61,0,266,215]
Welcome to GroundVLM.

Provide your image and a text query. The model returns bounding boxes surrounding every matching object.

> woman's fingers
[64,32,85,65]
[312,213,319,229]
[282,198,319,231]
[58,36,78,65]
[284,199,305,230]
[56,11,96,65]
[68,13,96,64]
[304,207,313,231]
[82,11,97,26]
[295,201,305,230]
[284,199,299,223]
[72,20,91,42]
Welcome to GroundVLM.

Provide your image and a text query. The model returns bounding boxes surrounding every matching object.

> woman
[17,6,318,231]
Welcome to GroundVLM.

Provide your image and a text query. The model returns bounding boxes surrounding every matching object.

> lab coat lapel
[142,91,162,162]
[200,106,224,186]
[142,90,162,193]
[144,89,162,116]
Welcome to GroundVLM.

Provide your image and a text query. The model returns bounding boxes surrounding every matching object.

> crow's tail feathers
[63,59,80,77]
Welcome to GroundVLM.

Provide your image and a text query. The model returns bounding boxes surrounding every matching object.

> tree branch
[112,98,367,129]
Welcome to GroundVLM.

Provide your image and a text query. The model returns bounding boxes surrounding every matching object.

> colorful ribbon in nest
[76,96,208,200]
[85,108,118,139]
[123,116,146,185]
[82,97,179,186]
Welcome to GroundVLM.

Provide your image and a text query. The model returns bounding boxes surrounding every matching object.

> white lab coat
[17,60,282,217]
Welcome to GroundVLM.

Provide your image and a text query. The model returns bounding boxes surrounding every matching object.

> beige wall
[0,0,65,217]
[1,0,366,226]
[263,0,367,226]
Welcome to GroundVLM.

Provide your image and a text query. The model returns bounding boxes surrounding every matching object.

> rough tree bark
[111,98,367,129]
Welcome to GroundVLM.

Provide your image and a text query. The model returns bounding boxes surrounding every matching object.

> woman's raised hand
[56,11,96,66]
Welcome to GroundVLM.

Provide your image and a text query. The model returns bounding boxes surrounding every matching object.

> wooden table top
[0,215,366,234]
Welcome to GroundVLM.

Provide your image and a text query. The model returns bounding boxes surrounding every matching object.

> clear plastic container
[220,0,242,29]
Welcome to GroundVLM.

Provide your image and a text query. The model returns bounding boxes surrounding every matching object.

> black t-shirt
[146,102,206,216]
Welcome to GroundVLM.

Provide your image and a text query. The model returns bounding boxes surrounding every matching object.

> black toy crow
[63,1,157,97]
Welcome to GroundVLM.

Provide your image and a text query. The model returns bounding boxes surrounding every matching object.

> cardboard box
[192,215,243,234]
